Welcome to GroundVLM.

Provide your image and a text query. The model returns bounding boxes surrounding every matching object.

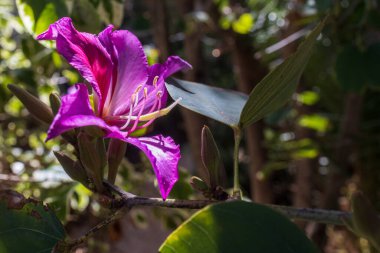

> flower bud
[201,125,222,188]
[49,92,61,115]
[107,139,127,184]
[77,132,107,192]
[54,151,89,187]
[189,176,209,192]
[8,84,53,124]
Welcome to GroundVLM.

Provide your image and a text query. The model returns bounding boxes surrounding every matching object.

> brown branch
[64,181,352,251]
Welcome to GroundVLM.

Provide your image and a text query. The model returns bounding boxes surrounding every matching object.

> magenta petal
[125,135,180,200]
[37,18,113,110]
[47,84,121,140]
[107,30,149,116]
[162,56,192,78]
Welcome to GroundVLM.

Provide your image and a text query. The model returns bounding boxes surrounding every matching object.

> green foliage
[239,18,327,128]
[165,78,248,128]
[298,114,329,133]
[16,0,68,47]
[159,201,317,253]
[0,190,65,253]
[232,13,255,34]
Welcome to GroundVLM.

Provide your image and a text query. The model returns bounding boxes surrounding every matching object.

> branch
[65,181,352,250]
[105,181,351,225]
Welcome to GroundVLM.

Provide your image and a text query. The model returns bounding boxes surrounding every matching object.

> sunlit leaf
[159,201,317,253]
[239,18,327,128]
[232,13,255,34]
[16,0,68,47]
[296,91,319,106]
[298,114,329,133]
[165,78,248,128]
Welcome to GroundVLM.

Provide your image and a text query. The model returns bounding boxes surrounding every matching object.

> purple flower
[37,17,191,199]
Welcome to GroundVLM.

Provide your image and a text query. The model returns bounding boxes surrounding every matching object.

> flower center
[104,77,182,136]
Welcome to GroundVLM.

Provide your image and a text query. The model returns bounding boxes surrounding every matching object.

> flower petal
[37,17,113,111]
[124,135,180,200]
[133,56,192,114]
[162,56,192,79]
[47,84,122,140]
[106,30,149,116]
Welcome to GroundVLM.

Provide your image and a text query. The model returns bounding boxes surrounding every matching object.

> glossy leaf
[239,18,326,128]
[0,190,65,253]
[159,201,317,253]
[165,78,248,128]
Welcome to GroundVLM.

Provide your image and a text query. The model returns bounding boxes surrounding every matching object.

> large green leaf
[0,190,65,253]
[165,78,248,128]
[16,0,68,37]
[159,201,317,253]
[239,18,327,128]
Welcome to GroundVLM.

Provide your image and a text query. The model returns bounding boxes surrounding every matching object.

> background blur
[1,0,380,252]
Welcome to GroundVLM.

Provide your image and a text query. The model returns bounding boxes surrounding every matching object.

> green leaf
[16,0,68,41]
[232,13,255,34]
[70,0,102,33]
[239,18,327,128]
[159,201,317,253]
[165,78,248,128]
[298,114,329,133]
[0,190,65,253]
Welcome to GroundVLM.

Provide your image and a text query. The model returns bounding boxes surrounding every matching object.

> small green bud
[49,92,61,115]
[190,176,209,192]
[8,84,53,124]
[201,125,222,188]
[54,151,89,187]
[107,139,127,184]
[77,132,107,192]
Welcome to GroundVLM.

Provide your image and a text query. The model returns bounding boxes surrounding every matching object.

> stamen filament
[128,94,147,133]
[136,97,162,130]
[120,100,134,130]
[125,97,181,122]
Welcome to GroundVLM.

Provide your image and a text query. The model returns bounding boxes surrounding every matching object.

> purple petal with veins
[38,17,191,199]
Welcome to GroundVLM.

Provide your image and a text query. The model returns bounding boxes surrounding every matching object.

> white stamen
[119,97,182,121]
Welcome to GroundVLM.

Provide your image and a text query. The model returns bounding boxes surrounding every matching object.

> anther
[143,87,148,98]
[153,76,159,87]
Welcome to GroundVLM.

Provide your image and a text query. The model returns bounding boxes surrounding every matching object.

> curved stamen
[135,93,163,130]
[127,88,148,134]
[116,97,182,122]
[120,100,135,130]
[153,76,159,87]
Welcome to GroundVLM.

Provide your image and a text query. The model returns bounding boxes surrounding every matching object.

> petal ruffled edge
[37,17,113,113]
[107,134,180,200]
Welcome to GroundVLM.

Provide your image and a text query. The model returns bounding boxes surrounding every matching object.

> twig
[104,181,351,225]
[65,181,352,250]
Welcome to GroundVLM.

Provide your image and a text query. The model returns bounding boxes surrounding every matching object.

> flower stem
[232,128,242,199]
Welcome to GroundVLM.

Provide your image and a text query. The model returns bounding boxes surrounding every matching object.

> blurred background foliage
[1,0,380,252]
